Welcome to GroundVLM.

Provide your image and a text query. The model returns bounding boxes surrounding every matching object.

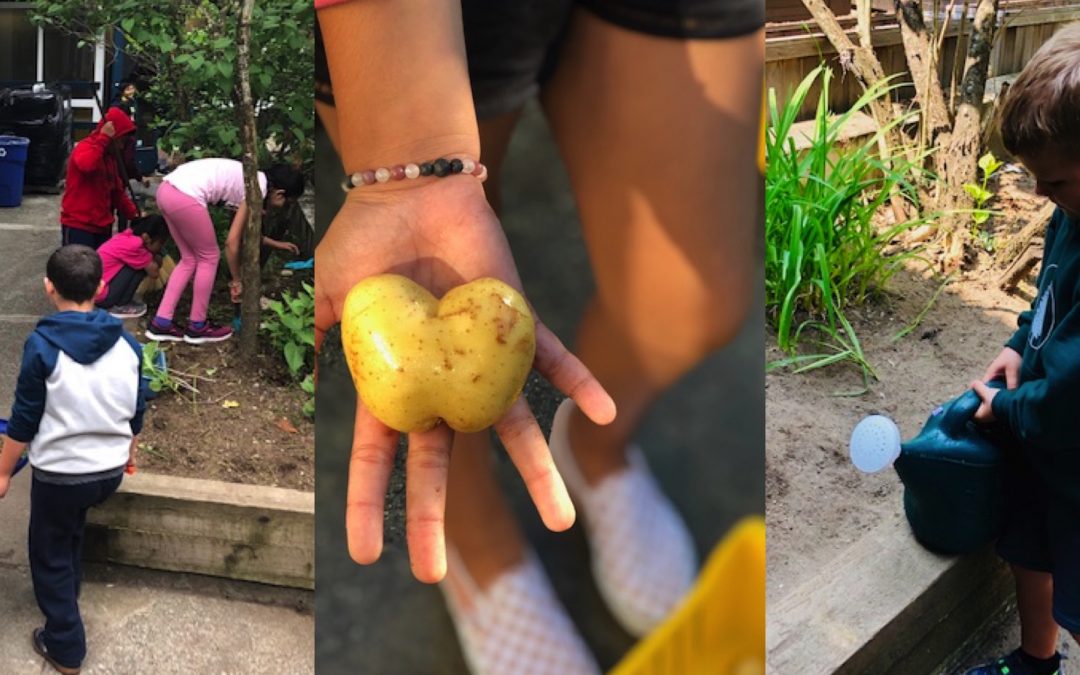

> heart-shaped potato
[341,274,536,433]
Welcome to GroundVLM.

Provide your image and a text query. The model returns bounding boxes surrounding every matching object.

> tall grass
[766,65,929,384]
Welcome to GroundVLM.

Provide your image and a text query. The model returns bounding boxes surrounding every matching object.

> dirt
[765,167,1048,605]
[130,269,314,492]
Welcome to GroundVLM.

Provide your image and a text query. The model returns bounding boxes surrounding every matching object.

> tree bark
[802,0,910,221]
[894,0,952,134]
[936,0,998,270]
[235,0,262,359]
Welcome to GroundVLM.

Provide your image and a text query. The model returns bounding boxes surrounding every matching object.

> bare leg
[542,11,763,482]
[443,108,529,590]
[1013,565,1060,659]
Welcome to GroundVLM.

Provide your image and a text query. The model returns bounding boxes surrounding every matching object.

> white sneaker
[548,399,698,637]
[440,547,601,675]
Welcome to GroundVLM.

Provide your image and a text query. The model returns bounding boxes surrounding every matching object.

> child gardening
[965,24,1080,675]
[0,245,145,675]
[94,214,169,319]
[146,159,304,344]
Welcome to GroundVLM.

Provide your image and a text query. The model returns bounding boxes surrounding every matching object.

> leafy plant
[141,341,198,396]
[766,65,931,383]
[963,151,1004,233]
[300,373,314,419]
[261,281,315,378]
[33,0,314,172]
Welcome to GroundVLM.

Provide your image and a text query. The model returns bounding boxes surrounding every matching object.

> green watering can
[849,384,1005,554]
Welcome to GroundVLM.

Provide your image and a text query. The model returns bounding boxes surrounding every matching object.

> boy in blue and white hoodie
[0,244,144,675]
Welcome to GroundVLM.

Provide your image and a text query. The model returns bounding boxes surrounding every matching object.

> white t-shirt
[164,158,267,208]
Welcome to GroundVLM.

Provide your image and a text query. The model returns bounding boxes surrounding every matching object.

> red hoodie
[60,107,139,235]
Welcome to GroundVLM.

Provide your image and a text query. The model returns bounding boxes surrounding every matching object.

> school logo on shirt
[1029,264,1057,351]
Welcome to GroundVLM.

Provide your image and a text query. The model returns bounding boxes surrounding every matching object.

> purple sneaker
[183,321,233,344]
[145,320,185,342]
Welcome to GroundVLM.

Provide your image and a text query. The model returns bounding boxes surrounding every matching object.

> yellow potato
[341,274,536,433]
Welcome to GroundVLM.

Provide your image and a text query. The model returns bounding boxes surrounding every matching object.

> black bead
[432,158,450,177]
[449,158,463,174]
[419,163,434,176]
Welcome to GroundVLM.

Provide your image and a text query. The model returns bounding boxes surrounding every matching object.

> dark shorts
[315,0,764,117]
[995,447,1080,633]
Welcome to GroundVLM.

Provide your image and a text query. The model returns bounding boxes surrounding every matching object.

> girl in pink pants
[145,159,303,343]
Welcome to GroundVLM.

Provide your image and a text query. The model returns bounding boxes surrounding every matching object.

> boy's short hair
[46,245,102,303]
[130,214,168,241]
[266,164,305,199]
[999,23,1080,159]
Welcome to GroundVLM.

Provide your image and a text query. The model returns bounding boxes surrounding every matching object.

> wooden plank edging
[84,472,315,590]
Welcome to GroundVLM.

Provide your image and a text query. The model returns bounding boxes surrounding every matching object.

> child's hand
[278,241,300,255]
[317,178,616,583]
[0,475,9,499]
[983,347,1022,389]
[229,280,243,303]
[126,438,138,475]
[971,380,999,423]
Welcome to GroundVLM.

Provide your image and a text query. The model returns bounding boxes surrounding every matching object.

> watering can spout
[849,384,1006,554]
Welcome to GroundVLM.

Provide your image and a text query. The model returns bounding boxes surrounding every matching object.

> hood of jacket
[34,310,125,365]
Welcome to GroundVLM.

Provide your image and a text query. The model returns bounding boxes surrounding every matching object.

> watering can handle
[941,379,1006,436]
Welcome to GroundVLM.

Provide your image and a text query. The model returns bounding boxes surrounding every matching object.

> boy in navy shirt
[966,24,1080,675]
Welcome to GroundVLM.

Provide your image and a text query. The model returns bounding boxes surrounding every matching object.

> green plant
[963,151,1004,235]
[766,65,931,383]
[300,373,314,419]
[262,281,315,378]
[141,341,198,396]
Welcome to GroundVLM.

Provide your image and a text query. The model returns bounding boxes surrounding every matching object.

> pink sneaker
[183,321,233,344]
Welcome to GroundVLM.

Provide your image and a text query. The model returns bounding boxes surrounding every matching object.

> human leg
[97,266,146,309]
[28,479,103,669]
[153,183,202,323]
[541,10,763,482]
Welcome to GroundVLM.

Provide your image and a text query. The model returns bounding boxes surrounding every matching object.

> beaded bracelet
[342,156,487,191]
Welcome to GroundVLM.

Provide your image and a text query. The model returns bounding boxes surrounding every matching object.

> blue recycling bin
[0,136,30,207]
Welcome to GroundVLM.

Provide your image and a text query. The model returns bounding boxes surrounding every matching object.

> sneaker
[441,547,601,675]
[183,321,232,344]
[106,302,147,319]
[32,627,81,675]
[548,398,698,637]
[963,649,1063,675]
[145,320,185,342]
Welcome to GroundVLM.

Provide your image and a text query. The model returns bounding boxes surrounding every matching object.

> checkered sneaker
[441,547,601,675]
[548,398,698,637]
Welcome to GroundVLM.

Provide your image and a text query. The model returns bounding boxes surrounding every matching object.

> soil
[130,267,314,492]
[765,167,1049,604]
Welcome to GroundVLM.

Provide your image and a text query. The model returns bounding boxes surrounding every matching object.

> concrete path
[0,196,314,674]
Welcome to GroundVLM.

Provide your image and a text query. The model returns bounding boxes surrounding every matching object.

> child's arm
[262,236,300,255]
[989,301,1080,448]
[0,436,27,496]
[70,124,112,174]
[225,203,247,301]
[143,259,161,280]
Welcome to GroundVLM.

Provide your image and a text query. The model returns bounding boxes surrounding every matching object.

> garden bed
[766,171,1044,607]
[132,267,314,492]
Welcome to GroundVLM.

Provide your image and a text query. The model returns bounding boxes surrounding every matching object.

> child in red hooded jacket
[59,107,140,249]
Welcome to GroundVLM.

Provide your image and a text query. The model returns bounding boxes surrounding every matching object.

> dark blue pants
[29,474,123,668]
[61,226,110,250]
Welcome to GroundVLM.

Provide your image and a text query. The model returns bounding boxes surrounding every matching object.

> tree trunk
[802,0,910,221]
[894,0,951,134]
[235,0,262,359]
[935,0,999,270]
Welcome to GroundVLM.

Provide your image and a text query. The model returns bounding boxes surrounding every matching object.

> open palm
[315,178,615,583]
